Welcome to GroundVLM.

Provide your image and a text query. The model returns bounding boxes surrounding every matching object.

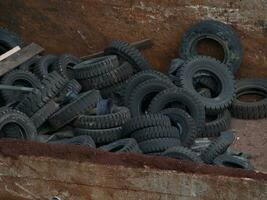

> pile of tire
[0,19,262,171]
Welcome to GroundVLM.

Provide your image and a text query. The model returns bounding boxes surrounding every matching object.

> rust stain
[0,0,266,76]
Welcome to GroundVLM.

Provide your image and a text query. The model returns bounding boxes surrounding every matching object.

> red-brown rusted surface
[0,139,266,181]
[0,0,266,77]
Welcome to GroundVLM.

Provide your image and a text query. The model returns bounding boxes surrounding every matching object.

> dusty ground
[232,118,267,172]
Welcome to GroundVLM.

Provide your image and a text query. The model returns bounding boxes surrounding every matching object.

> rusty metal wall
[0,0,266,77]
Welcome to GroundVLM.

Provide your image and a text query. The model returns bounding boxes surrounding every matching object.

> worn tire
[49,90,101,129]
[31,100,60,128]
[201,131,235,164]
[176,56,235,114]
[74,127,123,145]
[179,20,242,74]
[131,126,180,143]
[128,79,175,116]
[49,135,96,148]
[161,146,203,162]
[104,40,151,71]
[231,79,267,119]
[73,55,119,79]
[159,108,197,147]
[213,154,254,170]
[1,69,42,103]
[0,108,36,139]
[56,79,82,104]
[80,62,133,90]
[202,110,231,138]
[139,138,181,154]
[16,72,67,116]
[34,55,58,79]
[123,70,172,105]
[0,28,23,54]
[148,88,205,134]
[53,54,81,79]
[100,138,142,153]
[19,56,41,72]
[122,114,172,136]
[74,106,130,129]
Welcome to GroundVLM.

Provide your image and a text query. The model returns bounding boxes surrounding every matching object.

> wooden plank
[81,39,153,60]
[0,43,44,77]
[0,46,21,62]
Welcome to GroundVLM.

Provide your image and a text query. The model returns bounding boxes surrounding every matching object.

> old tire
[73,55,119,79]
[73,106,130,129]
[104,40,151,71]
[148,88,205,134]
[179,20,242,74]
[231,79,267,119]
[74,127,123,145]
[128,79,175,116]
[139,138,181,154]
[161,146,202,162]
[100,138,142,153]
[0,108,36,139]
[31,100,60,128]
[34,55,58,79]
[1,69,42,103]
[49,90,101,129]
[131,126,180,143]
[53,54,81,79]
[123,70,172,105]
[201,131,235,164]
[159,108,197,147]
[122,114,172,136]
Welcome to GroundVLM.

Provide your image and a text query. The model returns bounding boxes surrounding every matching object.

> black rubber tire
[161,146,203,162]
[128,79,176,116]
[53,54,81,79]
[176,56,235,114]
[73,55,119,79]
[56,79,82,104]
[202,110,231,138]
[198,88,212,98]
[1,69,42,103]
[213,154,254,170]
[100,81,125,100]
[139,138,181,154]
[159,108,197,147]
[99,138,142,153]
[179,20,242,74]
[16,72,67,117]
[74,127,123,145]
[122,114,172,136]
[201,131,235,164]
[0,28,23,54]
[19,56,41,72]
[168,58,185,76]
[131,126,180,143]
[231,79,267,119]
[0,108,36,139]
[73,106,130,129]
[123,70,172,105]
[104,40,151,71]
[194,74,218,95]
[31,100,60,128]
[148,88,205,134]
[49,135,96,148]
[79,62,133,90]
[49,90,101,130]
[34,55,58,79]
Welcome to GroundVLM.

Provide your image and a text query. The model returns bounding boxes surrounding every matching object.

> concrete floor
[232,118,267,172]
